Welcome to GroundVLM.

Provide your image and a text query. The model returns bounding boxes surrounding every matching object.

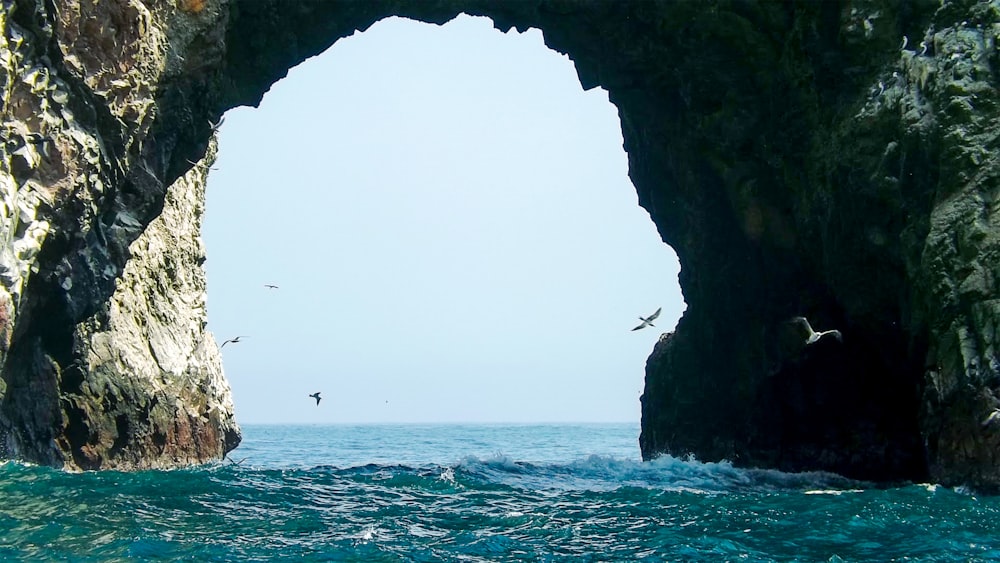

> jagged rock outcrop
[636,0,1000,491]
[2,0,999,489]
[65,139,238,469]
[0,0,238,469]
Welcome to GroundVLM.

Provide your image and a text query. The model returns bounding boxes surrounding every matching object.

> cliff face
[2,0,999,489]
[630,0,1000,490]
[65,139,238,469]
[0,0,238,468]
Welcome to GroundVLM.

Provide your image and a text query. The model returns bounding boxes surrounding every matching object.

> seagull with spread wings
[220,336,247,348]
[789,316,842,345]
[631,307,662,331]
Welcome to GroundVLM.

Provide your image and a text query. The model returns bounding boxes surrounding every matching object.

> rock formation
[0,0,239,469]
[1,0,999,489]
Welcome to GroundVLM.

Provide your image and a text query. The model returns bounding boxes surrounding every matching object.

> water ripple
[0,427,998,561]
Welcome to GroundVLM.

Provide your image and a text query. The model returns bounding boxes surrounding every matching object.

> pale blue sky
[202,15,683,424]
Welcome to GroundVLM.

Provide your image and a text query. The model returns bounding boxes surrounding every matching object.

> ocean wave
[451,452,865,494]
[0,455,996,562]
[209,450,867,496]
[0,453,885,497]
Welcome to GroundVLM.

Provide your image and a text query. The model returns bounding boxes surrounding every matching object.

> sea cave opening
[202,15,684,425]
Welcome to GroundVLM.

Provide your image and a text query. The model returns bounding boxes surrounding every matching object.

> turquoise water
[1,423,999,561]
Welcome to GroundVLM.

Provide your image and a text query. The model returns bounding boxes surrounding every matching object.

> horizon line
[237,420,640,427]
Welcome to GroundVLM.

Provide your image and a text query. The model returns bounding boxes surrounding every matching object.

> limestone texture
[2,0,1000,490]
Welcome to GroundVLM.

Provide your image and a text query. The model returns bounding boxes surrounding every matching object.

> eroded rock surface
[2,0,1000,489]
[0,0,237,468]
[65,140,238,469]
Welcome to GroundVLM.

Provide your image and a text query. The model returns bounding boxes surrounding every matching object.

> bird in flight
[184,158,218,171]
[309,392,322,405]
[631,307,662,331]
[264,284,279,289]
[789,316,842,345]
[220,336,247,348]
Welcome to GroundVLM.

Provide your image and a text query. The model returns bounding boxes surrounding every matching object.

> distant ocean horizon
[232,422,643,470]
[2,422,999,561]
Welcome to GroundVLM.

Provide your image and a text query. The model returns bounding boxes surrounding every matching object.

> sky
[201,15,684,425]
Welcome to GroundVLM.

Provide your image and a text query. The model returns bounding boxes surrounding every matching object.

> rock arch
[2,0,999,489]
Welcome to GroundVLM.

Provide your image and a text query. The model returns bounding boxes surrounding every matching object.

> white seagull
[789,317,842,345]
[632,307,662,331]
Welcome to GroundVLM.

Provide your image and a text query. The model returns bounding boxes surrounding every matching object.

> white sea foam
[453,451,863,494]
[358,524,377,543]
[458,452,522,472]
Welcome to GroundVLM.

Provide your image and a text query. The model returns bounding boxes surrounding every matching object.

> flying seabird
[631,307,662,331]
[208,116,225,131]
[789,317,842,345]
[185,158,218,171]
[25,133,52,159]
[309,392,322,405]
[264,284,279,289]
[220,335,247,348]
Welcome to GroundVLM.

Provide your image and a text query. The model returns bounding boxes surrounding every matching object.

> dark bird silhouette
[264,284,279,289]
[631,307,662,331]
[220,336,247,348]
[309,392,322,405]
[25,133,52,159]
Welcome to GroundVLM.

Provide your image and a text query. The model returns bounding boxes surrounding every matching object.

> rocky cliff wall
[2,0,1000,490]
[0,0,237,468]
[66,139,238,469]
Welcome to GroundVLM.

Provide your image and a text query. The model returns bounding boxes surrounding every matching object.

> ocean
[1,423,998,561]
